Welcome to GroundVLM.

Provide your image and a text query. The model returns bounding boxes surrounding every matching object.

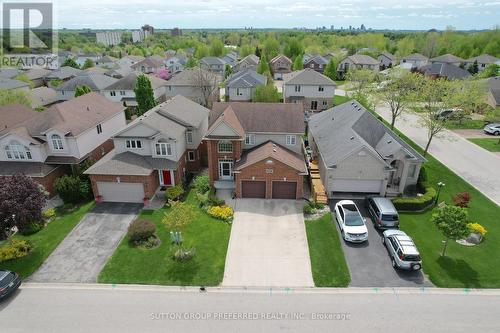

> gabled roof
[205,106,245,139]
[308,100,426,167]
[0,68,22,79]
[24,68,51,80]
[57,73,118,91]
[490,88,500,106]
[200,56,226,66]
[466,54,499,64]
[103,72,167,91]
[270,54,292,65]
[226,69,267,88]
[283,68,336,86]
[164,68,219,86]
[344,54,380,65]
[430,54,464,64]
[423,63,471,80]
[31,87,59,108]
[379,52,395,61]
[131,57,164,69]
[99,55,118,63]
[46,66,83,80]
[210,102,304,134]
[0,78,29,90]
[0,104,35,131]
[234,141,307,173]
[304,55,328,66]
[401,53,428,61]
[239,54,259,66]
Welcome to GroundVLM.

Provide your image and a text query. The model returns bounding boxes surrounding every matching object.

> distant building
[96,31,122,47]
[171,27,182,37]
[141,24,154,34]
[132,30,151,43]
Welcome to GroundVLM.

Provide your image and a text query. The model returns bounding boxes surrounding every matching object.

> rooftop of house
[46,66,83,80]
[401,53,428,61]
[57,72,118,91]
[226,69,267,88]
[283,68,336,86]
[270,54,292,65]
[308,100,426,167]
[0,78,29,90]
[164,67,219,86]
[466,54,499,64]
[304,55,329,65]
[131,57,164,69]
[31,87,59,108]
[344,54,380,65]
[430,53,464,63]
[24,68,52,80]
[239,54,260,66]
[103,72,167,91]
[422,63,471,80]
[379,51,396,61]
[0,68,22,79]
[200,56,226,66]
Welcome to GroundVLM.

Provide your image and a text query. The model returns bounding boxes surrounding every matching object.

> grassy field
[305,213,350,287]
[444,119,485,130]
[1,202,94,278]
[98,190,231,286]
[468,138,500,152]
[333,95,352,106]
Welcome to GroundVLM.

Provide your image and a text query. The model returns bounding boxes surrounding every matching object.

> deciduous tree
[75,85,92,97]
[62,57,80,69]
[431,205,469,257]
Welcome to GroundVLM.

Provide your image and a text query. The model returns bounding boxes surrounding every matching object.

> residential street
[375,104,500,206]
[1,284,500,333]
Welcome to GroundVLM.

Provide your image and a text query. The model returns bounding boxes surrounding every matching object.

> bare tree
[189,67,221,108]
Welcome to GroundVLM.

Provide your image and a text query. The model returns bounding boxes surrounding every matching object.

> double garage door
[97,182,145,203]
[241,181,297,199]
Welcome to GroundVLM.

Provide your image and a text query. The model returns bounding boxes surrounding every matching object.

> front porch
[214,180,236,190]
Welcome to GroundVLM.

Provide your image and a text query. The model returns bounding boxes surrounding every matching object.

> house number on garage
[266,169,273,174]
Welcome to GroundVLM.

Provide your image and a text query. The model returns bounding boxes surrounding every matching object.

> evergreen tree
[293,54,304,71]
[134,74,156,116]
[186,57,198,68]
[257,54,270,74]
[255,46,261,58]
[324,58,337,81]
[224,64,233,79]
[82,58,94,69]
[468,60,479,74]
[62,57,80,69]
[75,85,92,97]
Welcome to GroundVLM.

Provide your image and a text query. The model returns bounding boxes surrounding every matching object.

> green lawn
[334,80,346,86]
[444,119,485,130]
[468,138,500,152]
[98,190,231,286]
[333,95,352,106]
[1,202,94,278]
[305,213,350,287]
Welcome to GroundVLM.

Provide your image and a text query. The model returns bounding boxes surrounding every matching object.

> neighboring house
[84,95,210,203]
[222,53,238,67]
[165,56,186,74]
[486,76,500,108]
[24,68,51,87]
[303,55,328,74]
[56,73,118,100]
[324,49,348,61]
[0,93,126,195]
[205,102,307,199]
[75,54,100,68]
[283,68,336,113]
[225,70,267,102]
[337,54,380,78]
[101,72,167,108]
[164,68,221,106]
[269,54,292,80]
[84,67,109,75]
[378,52,397,70]
[45,66,83,83]
[235,54,260,72]
[105,66,133,79]
[116,55,145,69]
[308,100,426,197]
[0,78,30,92]
[400,53,429,69]
[429,54,464,67]
[199,57,227,76]
[95,55,118,68]
[464,54,500,72]
[0,68,22,79]
[31,87,60,109]
[131,57,165,74]
[421,63,471,80]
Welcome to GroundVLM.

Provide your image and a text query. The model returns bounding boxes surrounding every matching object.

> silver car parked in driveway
[382,229,422,271]
[366,197,399,229]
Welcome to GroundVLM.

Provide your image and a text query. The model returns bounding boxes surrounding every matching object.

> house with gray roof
[225,69,267,102]
[337,54,380,78]
[200,56,227,76]
[283,68,336,113]
[56,72,118,100]
[0,93,126,196]
[303,55,329,74]
[0,78,30,92]
[464,54,499,72]
[234,54,260,73]
[165,55,187,75]
[0,68,23,79]
[164,67,221,106]
[401,53,429,69]
[131,57,166,74]
[378,52,397,70]
[116,55,145,69]
[308,100,426,197]
[24,68,52,87]
[430,54,464,67]
[84,95,210,203]
[421,62,471,80]
[46,66,83,83]
[31,87,60,109]
[486,76,500,108]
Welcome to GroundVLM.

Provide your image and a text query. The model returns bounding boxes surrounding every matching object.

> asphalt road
[330,199,433,287]
[1,284,499,333]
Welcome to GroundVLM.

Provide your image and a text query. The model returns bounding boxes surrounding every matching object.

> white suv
[382,229,422,271]
[334,200,368,243]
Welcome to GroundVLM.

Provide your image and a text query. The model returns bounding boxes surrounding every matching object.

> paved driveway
[222,199,314,287]
[30,203,141,283]
[330,199,433,288]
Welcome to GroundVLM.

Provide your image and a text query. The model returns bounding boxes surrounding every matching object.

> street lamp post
[435,182,445,206]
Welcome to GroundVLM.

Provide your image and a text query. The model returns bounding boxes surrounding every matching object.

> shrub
[166,185,184,201]
[173,247,196,262]
[193,174,210,194]
[207,188,225,206]
[207,205,234,221]
[42,208,56,219]
[468,223,487,235]
[304,203,316,214]
[18,221,44,235]
[127,220,156,242]
[196,190,210,207]
[417,165,427,186]
[54,175,90,204]
[0,240,32,262]
[453,192,471,208]
[393,185,437,211]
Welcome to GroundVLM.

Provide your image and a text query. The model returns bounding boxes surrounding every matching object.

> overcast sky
[50,0,499,30]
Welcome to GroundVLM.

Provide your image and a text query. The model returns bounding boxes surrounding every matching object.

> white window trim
[245,134,255,145]
[126,139,142,149]
[186,131,194,144]
[5,144,32,160]
[155,142,173,156]
[218,141,233,153]
[51,134,64,150]
[187,151,196,161]
[286,135,297,146]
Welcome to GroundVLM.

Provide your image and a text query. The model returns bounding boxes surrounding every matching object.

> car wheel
[494,131,500,136]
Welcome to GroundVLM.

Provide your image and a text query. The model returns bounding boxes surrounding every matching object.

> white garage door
[332,179,383,194]
[97,182,145,203]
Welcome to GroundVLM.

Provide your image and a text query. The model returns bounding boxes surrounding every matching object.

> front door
[162,170,172,186]
[219,161,233,180]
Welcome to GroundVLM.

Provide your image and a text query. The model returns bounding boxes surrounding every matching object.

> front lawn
[468,138,500,152]
[444,119,485,130]
[333,95,352,106]
[98,190,231,286]
[305,213,350,287]
[1,202,94,278]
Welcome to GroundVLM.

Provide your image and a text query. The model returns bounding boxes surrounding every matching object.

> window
[318,85,324,92]
[96,124,102,134]
[125,140,142,149]
[110,91,116,96]
[236,88,243,96]
[286,135,297,146]
[120,91,126,96]
[311,100,318,110]
[187,151,196,161]
[51,134,64,150]
[168,86,172,92]
[5,143,32,160]
[294,85,301,92]
[322,100,328,106]
[218,141,233,153]
[156,142,172,156]
[245,134,255,145]
[186,131,193,144]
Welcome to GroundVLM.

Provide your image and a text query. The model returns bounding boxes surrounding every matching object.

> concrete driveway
[30,203,141,283]
[330,199,433,288]
[222,199,314,287]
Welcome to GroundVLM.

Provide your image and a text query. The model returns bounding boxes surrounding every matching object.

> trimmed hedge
[392,184,437,211]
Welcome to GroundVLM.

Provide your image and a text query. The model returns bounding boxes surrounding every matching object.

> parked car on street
[334,200,369,243]
[382,230,422,271]
[484,123,500,136]
[0,270,21,301]
[366,197,400,229]
[434,108,463,120]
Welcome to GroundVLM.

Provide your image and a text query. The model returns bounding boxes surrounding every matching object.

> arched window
[5,141,32,160]
[51,134,64,150]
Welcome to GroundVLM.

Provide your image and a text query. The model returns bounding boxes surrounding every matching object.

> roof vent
[387,140,392,144]
[350,136,355,140]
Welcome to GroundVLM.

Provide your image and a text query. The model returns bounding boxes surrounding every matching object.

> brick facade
[206,139,242,183]
[89,171,160,200]
[234,158,303,199]
[285,97,332,113]
[34,165,70,197]
[88,139,114,163]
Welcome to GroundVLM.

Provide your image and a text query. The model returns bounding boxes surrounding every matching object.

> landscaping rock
[466,232,483,245]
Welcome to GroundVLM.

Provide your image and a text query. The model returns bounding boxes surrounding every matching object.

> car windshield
[342,204,364,226]
[382,214,399,221]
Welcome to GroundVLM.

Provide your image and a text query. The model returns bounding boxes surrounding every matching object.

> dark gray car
[366,197,399,229]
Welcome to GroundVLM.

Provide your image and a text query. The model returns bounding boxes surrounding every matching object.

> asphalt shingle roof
[283,68,336,86]
[57,73,118,91]
[103,72,167,90]
[345,54,380,65]
[430,54,464,64]
[226,70,267,88]
[0,78,29,90]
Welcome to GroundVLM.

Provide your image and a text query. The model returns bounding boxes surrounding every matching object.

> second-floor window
[286,135,297,146]
[156,142,172,156]
[51,134,64,150]
[245,134,255,145]
[318,86,324,92]
[5,143,32,160]
[186,131,193,144]
[236,88,243,96]
[120,91,126,96]
[218,141,233,153]
[294,85,301,92]
[96,124,102,134]
[126,140,142,149]
[110,91,116,96]
[311,100,318,110]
